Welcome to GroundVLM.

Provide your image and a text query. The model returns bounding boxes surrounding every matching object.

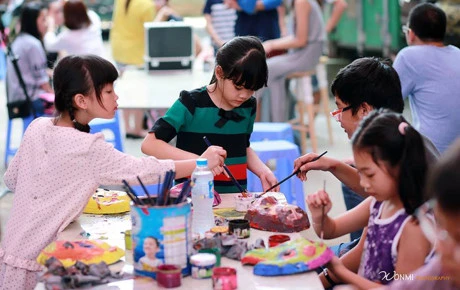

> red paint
[156,264,181,288]
[212,267,237,290]
[268,234,291,247]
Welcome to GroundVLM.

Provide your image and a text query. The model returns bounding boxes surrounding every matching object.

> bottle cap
[190,253,216,266]
[196,158,208,167]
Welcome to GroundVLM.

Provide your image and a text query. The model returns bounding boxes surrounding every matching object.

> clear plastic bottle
[191,158,215,236]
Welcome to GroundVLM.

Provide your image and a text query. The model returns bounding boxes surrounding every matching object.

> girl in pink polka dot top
[0,54,226,289]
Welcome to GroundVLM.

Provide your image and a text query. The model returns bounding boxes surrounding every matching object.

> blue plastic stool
[247,140,305,209]
[4,115,34,168]
[250,122,295,143]
[90,111,124,152]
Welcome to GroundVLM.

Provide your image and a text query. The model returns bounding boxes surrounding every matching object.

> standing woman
[110,0,156,138]
[6,2,53,117]
[260,0,325,122]
[44,0,106,57]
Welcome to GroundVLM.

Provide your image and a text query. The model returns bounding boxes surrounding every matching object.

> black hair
[426,138,460,214]
[20,2,47,41]
[331,57,404,114]
[145,236,160,247]
[53,55,118,132]
[408,3,446,42]
[351,109,427,215]
[210,36,268,91]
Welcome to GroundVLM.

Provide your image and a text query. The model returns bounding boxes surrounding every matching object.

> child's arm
[294,153,367,197]
[394,218,432,274]
[204,14,225,48]
[141,133,199,160]
[325,256,384,290]
[320,229,367,287]
[307,191,371,239]
[246,147,279,192]
[93,136,226,184]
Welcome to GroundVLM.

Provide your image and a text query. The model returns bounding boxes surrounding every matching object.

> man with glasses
[394,3,460,153]
[294,57,439,254]
[377,139,460,290]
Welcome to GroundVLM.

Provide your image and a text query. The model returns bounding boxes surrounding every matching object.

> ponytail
[397,123,427,214]
[352,108,428,215]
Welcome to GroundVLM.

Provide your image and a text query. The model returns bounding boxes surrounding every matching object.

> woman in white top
[44,0,105,57]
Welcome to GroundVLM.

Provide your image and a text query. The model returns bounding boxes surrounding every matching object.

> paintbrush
[203,136,249,197]
[122,179,145,205]
[257,150,328,198]
[321,180,326,242]
[136,176,154,205]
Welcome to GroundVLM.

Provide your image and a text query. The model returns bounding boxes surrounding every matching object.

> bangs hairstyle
[351,109,427,215]
[211,36,268,91]
[53,55,118,113]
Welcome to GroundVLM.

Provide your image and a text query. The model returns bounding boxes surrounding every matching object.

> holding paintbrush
[140,36,279,194]
[0,55,227,289]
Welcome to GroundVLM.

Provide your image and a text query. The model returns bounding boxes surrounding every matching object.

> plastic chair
[250,122,295,143]
[247,140,305,210]
[90,111,124,152]
[4,115,34,168]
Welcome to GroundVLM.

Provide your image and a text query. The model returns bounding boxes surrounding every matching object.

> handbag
[7,100,31,119]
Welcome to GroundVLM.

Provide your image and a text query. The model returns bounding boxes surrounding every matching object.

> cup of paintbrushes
[124,175,193,279]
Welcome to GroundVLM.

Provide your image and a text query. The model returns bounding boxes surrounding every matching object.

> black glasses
[330,106,352,122]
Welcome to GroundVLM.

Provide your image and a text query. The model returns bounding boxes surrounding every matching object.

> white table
[38,194,324,290]
[116,67,213,110]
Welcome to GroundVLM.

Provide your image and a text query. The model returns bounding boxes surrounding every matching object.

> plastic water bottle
[191,158,215,236]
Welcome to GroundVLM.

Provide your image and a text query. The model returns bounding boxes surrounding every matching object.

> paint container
[131,199,192,279]
[212,267,237,290]
[190,253,216,279]
[268,234,291,247]
[199,247,221,266]
[156,264,182,288]
[228,219,250,239]
[234,194,254,212]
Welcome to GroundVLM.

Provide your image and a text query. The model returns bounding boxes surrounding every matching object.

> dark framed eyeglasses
[330,105,352,122]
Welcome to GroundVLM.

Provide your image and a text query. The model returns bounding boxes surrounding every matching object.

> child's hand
[201,146,226,176]
[259,171,279,192]
[294,153,332,181]
[306,190,332,221]
[327,256,347,278]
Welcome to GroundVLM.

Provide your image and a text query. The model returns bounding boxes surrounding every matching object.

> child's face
[87,83,119,119]
[334,96,362,139]
[143,238,159,257]
[219,79,254,110]
[354,150,398,202]
[435,206,460,287]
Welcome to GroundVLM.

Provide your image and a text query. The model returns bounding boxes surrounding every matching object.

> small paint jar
[124,230,132,250]
[190,253,216,279]
[228,219,250,239]
[268,234,291,247]
[212,267,237,290]
[234,194,254,212]
[156,264,182,288]
[199,247,221,266]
